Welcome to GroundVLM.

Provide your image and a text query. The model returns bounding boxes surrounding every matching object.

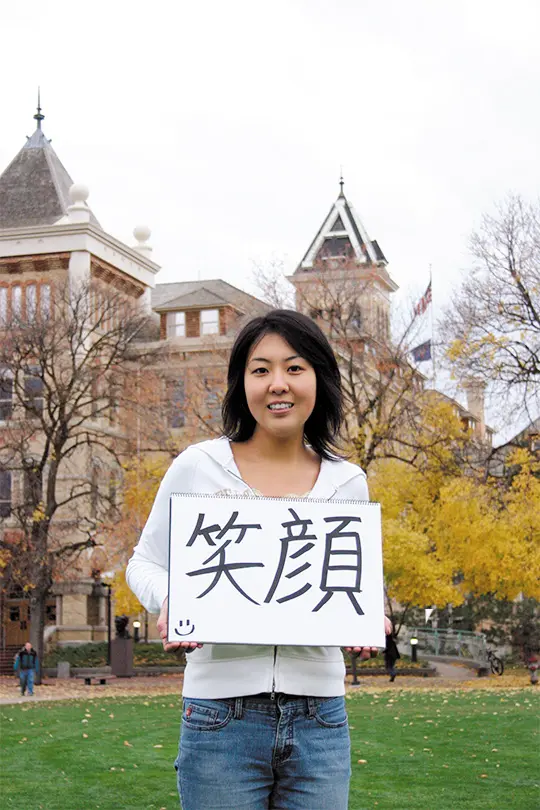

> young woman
[127,309,386,810]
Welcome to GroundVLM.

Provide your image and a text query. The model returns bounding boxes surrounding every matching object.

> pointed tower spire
[34,88,44,130]
[296,182,391,273]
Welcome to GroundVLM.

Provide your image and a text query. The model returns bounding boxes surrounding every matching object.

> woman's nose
[269,373,289,393]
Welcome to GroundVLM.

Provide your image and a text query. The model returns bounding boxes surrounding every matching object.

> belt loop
[234,697,244,720]
[307,697,316,718]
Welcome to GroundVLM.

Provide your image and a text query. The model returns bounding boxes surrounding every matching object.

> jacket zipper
[223,457,338,701]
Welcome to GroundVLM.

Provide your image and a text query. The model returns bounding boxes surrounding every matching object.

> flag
[411,339,432,362]
[414,281,432,316]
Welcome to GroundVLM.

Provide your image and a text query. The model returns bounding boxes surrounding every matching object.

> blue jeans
[175,694,351,809]
[19,669,35,695]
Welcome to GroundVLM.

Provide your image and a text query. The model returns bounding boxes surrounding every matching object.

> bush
[44,642,186,668]
[44,643,108,668]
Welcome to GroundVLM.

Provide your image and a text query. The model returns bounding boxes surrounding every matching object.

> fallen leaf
[357,759,367,764]
[153,744,163,748]
[82,733,88,739]
[124,740,132,747]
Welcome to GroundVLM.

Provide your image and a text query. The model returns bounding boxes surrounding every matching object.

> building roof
[0,106,100,230]
[152,279,272,317]
[296,181,388,273]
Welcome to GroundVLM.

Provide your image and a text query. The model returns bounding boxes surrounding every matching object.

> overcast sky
[1,0,539,433]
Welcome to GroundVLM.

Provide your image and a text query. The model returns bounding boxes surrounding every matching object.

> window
[41,284,50,318]
[12,286,22,318]
[108,382,119,425]
[108,469,119,512]
[203,373,222,424]
[350,306,362,332]
[167,378,185,428]
[90,465,99,519]
[205,389,221,424]
[24,369,44,417]
[201,309,219,335]
[320,236,354,259]
[87,595,100,626]
[167,311,185,338]
[26,284,37,321]
[23,461,42,514]
[0,288,7,325]
[0,375,13,421]
[0,468,12,517]
[9,606,20,622]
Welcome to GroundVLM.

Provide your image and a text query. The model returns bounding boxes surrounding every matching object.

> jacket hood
[190,436,363,499]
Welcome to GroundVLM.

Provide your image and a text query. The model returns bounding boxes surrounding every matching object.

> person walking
[127,309,390,810]
[14,641,39,696]
[384,632,400,682]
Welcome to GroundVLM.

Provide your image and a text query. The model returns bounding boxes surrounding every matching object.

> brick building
[0,108,492,654]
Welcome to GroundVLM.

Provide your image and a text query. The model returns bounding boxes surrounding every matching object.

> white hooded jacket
[126,436,369,698]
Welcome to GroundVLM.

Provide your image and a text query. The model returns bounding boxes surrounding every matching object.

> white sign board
[168,494,385,647]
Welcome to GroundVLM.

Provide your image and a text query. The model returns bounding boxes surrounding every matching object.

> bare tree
[250,258,295,309]
[0,280,163,667]
[254,256,470,471]
[441,194,540,420]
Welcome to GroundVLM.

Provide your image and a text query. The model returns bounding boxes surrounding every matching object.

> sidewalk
[1,666,529,704]
[0,674,186,704]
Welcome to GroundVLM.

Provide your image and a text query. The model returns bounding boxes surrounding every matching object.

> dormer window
[167,311,185,338]
[201,309,219,335]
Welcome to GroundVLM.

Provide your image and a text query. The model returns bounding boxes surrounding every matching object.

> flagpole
[428,264,436,388]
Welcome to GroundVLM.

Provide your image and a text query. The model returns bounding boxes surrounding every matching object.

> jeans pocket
[314,696,348,729]
[182,698,234,731]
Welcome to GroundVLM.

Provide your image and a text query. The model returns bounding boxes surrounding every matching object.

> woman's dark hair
[222,309,344,459]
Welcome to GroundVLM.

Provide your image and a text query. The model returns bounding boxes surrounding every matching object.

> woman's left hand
[343,617,393,657]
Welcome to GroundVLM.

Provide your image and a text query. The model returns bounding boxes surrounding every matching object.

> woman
[127,309,386,809]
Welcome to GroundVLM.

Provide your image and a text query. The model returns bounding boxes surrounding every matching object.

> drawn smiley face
[174,619,195,637]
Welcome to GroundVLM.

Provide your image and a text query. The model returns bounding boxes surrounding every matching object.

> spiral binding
[170,492,377,506]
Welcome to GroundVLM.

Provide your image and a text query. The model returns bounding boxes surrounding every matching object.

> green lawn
[0,690,537,810]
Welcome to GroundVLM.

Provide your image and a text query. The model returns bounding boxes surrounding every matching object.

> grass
[0,689,538,809]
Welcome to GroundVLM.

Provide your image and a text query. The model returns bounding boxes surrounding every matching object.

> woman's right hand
[157,597,203,652]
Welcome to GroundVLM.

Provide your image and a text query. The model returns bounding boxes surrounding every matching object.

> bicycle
[486,648,504,676]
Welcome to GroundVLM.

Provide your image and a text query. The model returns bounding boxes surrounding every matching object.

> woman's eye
[288,365,303,373]
[252,367,268,375]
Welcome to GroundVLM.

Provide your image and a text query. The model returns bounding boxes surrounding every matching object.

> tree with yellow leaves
[370,442,540,634]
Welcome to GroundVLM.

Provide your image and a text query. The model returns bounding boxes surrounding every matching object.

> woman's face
[244,332,317,440]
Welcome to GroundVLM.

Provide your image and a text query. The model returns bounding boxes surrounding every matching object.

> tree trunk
[29,591,46,685]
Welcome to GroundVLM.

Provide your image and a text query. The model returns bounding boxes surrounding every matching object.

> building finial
[339,168,345,197]
[34,87,44,130]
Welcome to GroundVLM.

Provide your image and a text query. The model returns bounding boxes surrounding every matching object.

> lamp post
[132,620,141,643]
[102,582,112,665]
[410,635,418,663]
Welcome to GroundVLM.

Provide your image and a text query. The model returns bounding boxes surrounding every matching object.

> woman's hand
[157,597,203,652]
[343,646,378,658]
[343,617,393,658]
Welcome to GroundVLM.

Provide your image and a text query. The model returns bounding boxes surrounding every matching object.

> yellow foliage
[110,569,144,617]
[106,454,170,569]
[370,448,540,609]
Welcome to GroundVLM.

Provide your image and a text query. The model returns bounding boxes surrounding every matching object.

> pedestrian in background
[14,641,39,696]
[384,632,400,682]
